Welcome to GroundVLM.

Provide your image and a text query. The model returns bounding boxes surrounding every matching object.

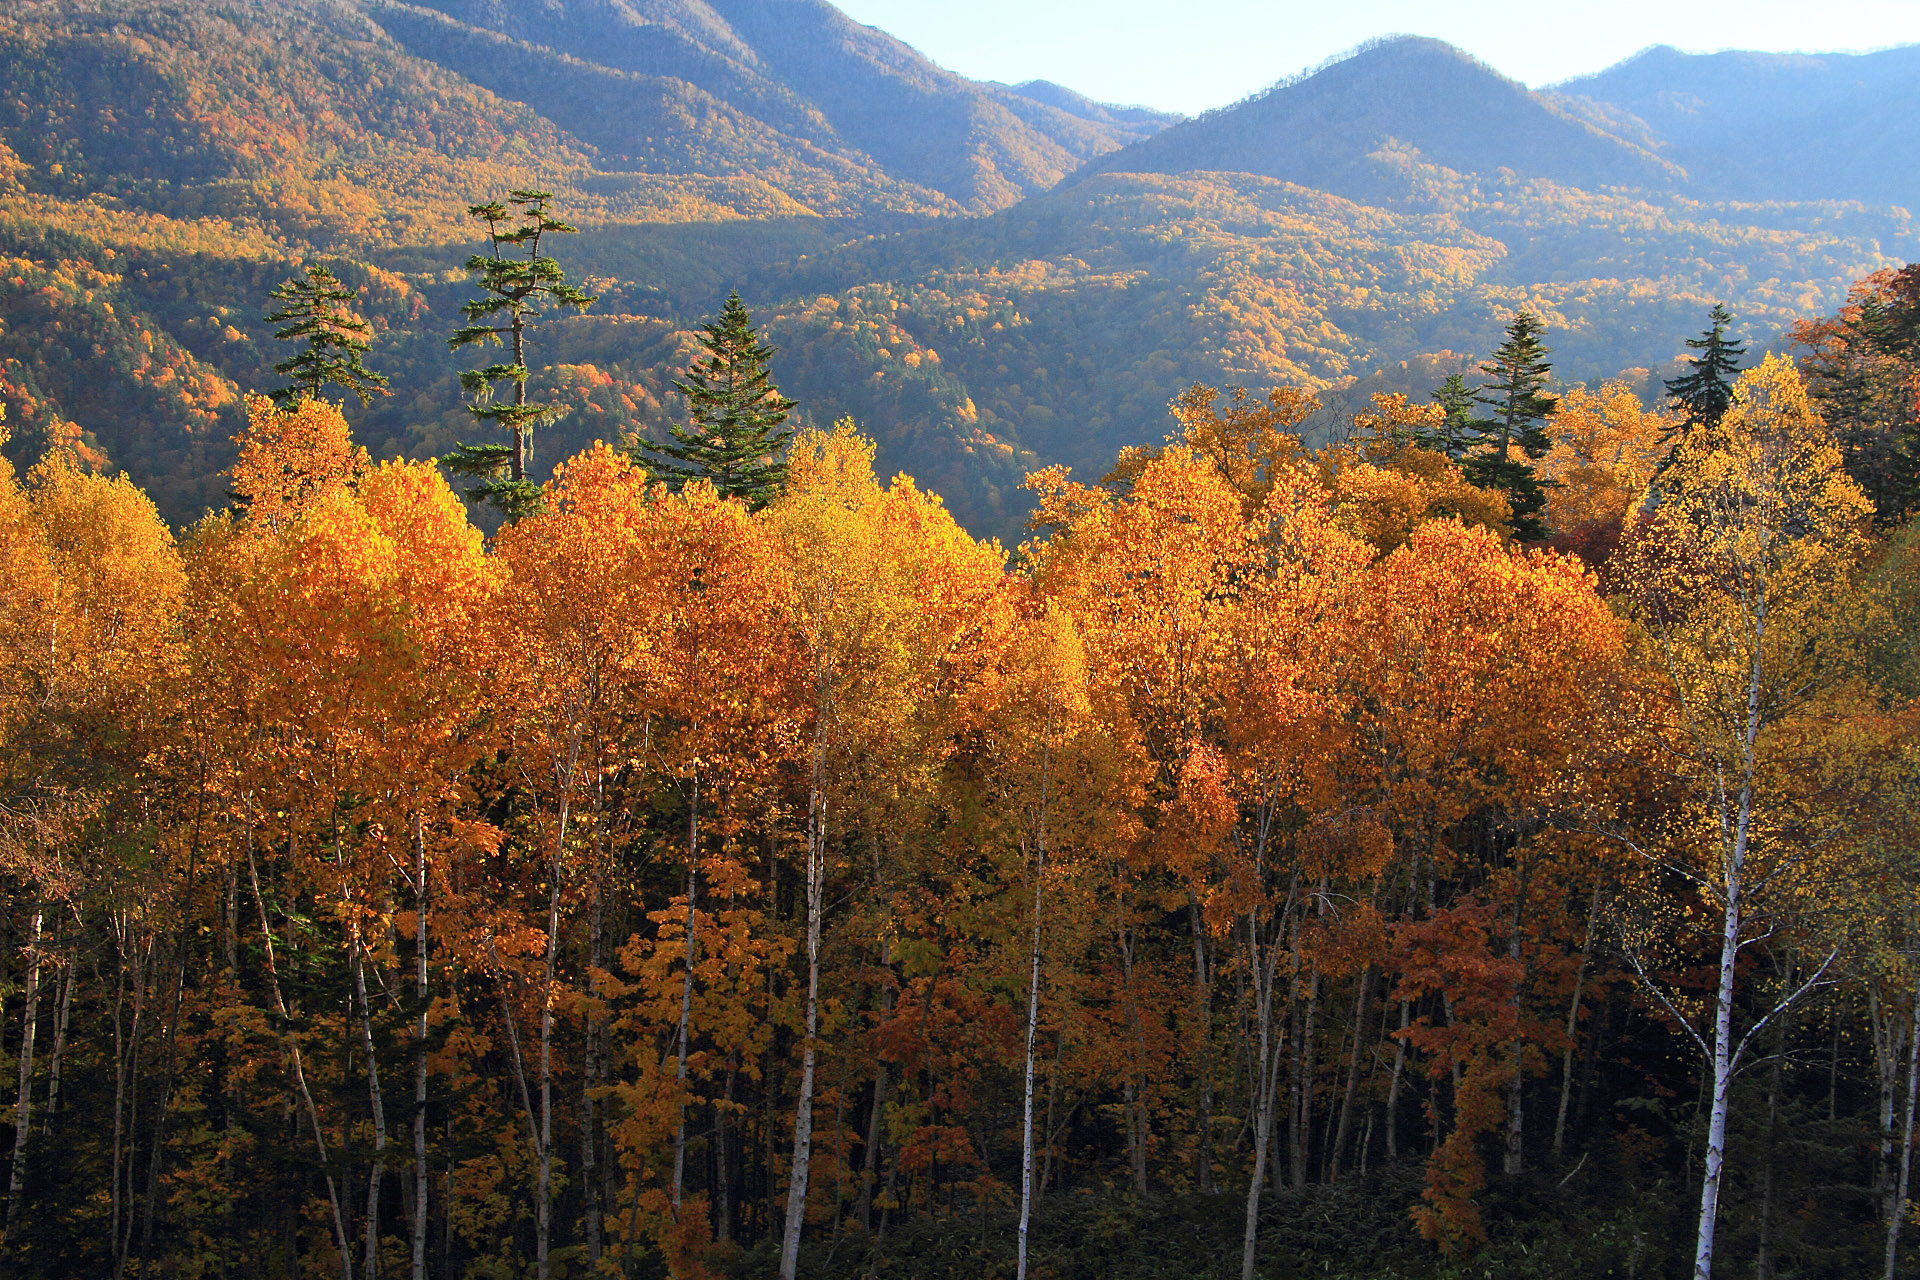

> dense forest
[7,3,1920,1277]
[5,225,1920,1280]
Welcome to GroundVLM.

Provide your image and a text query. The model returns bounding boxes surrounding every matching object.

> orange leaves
[229,393,368,530]
[1,450,183,730]
[1324,442,1513,556]
[1538,380,1676,549]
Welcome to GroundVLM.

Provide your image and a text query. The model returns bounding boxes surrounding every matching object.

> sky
[829,0,1920,116]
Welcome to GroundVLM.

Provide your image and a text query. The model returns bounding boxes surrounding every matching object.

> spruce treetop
[1665,302,1748,433]
[263,264,389,408]
[1459,311,1558,541]
[1473,310,1558,458]
[641,290,797,509]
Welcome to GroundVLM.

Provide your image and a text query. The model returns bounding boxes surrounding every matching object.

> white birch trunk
[779,787,826,1280]
[1017,745,1051,1280]
[4,904,44,1236]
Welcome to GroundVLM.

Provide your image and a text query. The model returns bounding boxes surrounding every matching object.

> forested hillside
[1557,43,1920,208]
[7,2,1920,1276]
[0,1,1914,536]
[6,293,1920,1278]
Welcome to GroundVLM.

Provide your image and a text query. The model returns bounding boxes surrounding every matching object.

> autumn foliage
[0,363,1912,1280]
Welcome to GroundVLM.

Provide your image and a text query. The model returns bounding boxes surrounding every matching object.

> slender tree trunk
[249,846,354,1280]
[1117,926,1149,1194]
[672,779,699,1221]
[864,1124,902,1280]
[1553,891,1601,1161]
[1756,967,1793,1280]
[1290,962,1320,1188]
[1017,752,1051,1280]
[412,816,430,1280]
[1328,967,1372,1181]
[1885,968,1920,1280]
[1691,773,1752,1280]
[778,784,827,1280]
[716,1060,737,1244]
[1503,858,1535,1179]
[1884,976,1920,1277]
[857,939,892,1231]
[1385,998,1410,1162]
[351,925,388,1278]
[535,773,575,1280]
[137,923,190,1270]
[42,955,72,1139]
[4,903,44,1235]
[1190,897,1216,1195]
[581,826,607,1267]
[511,316,529,483]
[1241,912,1288,1280]
[108,918,143,1280]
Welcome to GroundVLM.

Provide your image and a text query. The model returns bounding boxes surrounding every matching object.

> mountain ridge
[373,0,1168,213]
[1066,37,1687,205]
[1555,42,1920,208]
[0,2,1913,541]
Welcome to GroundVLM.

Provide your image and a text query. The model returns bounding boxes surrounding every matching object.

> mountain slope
[999,80,1175,130]
[1556,44,1920,209]
[0,10,1913,544]
[376,0,1169,212]
[1069,37,1682,205]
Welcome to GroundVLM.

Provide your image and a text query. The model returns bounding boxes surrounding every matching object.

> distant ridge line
[1198,34,1491,121]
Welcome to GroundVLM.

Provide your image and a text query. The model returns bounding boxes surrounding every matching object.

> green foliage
[1460,311,1557,539]
[1428,374,1478,458]
[1797,266,1920,526]
[445,190,596,517]
[1664,302,1746,433]
[263,264,389,408]
[640,290,796,508]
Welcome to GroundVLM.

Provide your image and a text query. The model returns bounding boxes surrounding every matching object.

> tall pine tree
[1665,303,1747,433]
[641,290,796,508]
[445,191,596,518]
[263,265,389,408]
[1462,311,1558,540]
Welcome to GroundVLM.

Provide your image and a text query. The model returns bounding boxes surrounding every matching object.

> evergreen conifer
[641,291,796,508]
[445,191,596,518]
[263,265,389,408]
[1461,311,1558,540]
[1429,373,1479,459]
[1665,303,1747,432]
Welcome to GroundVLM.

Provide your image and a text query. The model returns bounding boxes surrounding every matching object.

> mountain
[373,0,1169,213]
[0,4,1913,541]
[998,79,1177,131]
[1068,37,1684,205]
[1556,44,1920,209]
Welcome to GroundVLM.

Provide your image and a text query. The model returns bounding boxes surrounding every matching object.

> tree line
[1,196,1918,1280]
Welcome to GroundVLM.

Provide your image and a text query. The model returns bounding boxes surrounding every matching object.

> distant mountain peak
[996,79,1179,129]
[1558,41,1920,207]
[1067,31,1679,202]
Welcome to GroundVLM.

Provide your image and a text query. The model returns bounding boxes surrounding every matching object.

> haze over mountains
[0,0,1914,534]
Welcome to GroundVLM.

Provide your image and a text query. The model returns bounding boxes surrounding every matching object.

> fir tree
[262,265,389,408]
[1429,373,1478,459]
[1462,311,1558,540]
[1808,285,1920,525]
[1665,303,1747,432]
[641,290,796,508]
[445,191,596,518]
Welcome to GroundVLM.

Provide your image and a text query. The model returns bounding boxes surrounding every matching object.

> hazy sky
[829,0,1920,115]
